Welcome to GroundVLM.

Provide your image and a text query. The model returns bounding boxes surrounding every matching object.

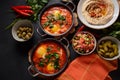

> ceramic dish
[28,38,70,79]
[38,2,75,37]
[77,0,119,29]
[97,36,120,60]
[12,19,34,42]
[72,31,96,55]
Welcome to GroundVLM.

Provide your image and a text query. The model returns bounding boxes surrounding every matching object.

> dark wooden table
[0,0,120,80]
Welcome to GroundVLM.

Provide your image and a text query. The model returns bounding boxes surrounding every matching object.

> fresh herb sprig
[101,22,120,40]
[26,0,48,21]
[39,52,60,70]
[43,13,66,28]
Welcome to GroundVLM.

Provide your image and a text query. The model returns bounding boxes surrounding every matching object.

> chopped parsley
[39,52,60,70]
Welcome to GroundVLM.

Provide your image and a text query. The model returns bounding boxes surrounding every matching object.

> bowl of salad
[72,31,96,55]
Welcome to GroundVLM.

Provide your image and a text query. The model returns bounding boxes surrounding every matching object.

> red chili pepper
[12,5,32,9]
[76,25,85,34]
[12,7,30,16]
[21,10,34,14]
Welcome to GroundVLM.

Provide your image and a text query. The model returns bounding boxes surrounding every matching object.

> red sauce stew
[41,6,72,35]
[32,41,67,74]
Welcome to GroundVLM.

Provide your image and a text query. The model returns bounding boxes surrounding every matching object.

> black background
[0,0,120,80]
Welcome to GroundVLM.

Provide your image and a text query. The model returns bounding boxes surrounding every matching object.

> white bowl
[12,20,34,42]
[77,0,119,29]
[97,36,120,60]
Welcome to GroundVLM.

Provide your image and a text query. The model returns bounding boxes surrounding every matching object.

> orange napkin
[56,53,118,80]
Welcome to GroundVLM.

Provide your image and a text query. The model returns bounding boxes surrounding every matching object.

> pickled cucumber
[98,40,118,58]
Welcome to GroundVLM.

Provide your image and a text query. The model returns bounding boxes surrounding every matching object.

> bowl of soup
[28,38,70,79]
[38,2,75,37]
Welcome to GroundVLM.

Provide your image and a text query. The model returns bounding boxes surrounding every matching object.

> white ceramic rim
[77,0,119,29]
[97,36,120,60]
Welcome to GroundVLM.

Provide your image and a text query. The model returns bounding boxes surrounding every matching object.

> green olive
[18,33,22,38]
[17,26,33,40]
[27,32,32,37]
[17,30,20,34]
[25,34,30,40]
[28,28,32,32]
[22,32,26,36]
[19,27,24,31]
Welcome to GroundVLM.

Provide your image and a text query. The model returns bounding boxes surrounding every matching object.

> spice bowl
[12,19,34,42]
[72,31,96,55]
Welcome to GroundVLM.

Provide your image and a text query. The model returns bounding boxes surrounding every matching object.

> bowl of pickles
[97,36,120,60]
[12,20,34,42]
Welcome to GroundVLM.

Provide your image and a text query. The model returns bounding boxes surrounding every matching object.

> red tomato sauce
[32,41,67,74]
[41,6,72,35]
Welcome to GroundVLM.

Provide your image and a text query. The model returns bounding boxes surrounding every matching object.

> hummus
[82,0,114,25]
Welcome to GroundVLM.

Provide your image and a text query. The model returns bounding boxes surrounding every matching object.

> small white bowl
[77,0,119,29]
[12,19,34,42]
[97,36,120,60]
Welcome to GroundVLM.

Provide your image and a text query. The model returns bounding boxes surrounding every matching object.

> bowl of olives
[12,19,34,42]
[97,36,120,60]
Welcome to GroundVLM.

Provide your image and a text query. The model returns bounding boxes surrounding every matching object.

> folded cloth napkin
[56,53,118,80]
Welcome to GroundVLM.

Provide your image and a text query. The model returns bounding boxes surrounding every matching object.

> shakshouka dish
[82,0,114,25]
[32,41,67,74]
[40,6,72,35]
[72,31,96,54]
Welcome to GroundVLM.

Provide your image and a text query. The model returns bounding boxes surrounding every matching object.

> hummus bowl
[77,0,119,29]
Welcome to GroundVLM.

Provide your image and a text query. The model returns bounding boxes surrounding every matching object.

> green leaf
[26,0,48,22]
[54,59,60,70]
[39,61,44,67]
[43,21,50,27]
[53,53,59,59]
[47,46,52,52]
[41,0,48,3]
[5,19,20,30]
